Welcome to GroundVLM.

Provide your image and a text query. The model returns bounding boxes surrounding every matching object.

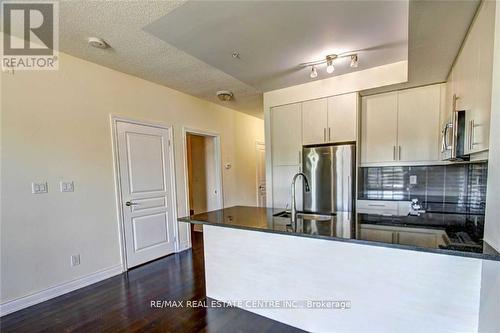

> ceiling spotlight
[326,59,335,74]
[88,37,109,49]
[350,55,358,68]
[300,52,358,78]
[310,66,318,79]
[216,90,233,101]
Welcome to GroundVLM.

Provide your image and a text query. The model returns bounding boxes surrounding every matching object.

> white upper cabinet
[449,0,495,155]
[397,85,441,162]
[361,84,443,165]
[301,93,358,145]
[328,93,357,143]
[271,103,302,166]
[361,92,398,164]
[467,0,495,154]
[302,98,328,145]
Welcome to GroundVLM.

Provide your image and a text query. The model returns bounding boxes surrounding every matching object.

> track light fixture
[326,56,335,74]
[300,52,359,79]
[310,66,318,79]
[350,55,358,68]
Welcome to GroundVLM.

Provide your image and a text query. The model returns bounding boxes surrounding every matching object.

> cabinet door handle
[398,146,402,160]
[469,120,473,150]
[328,127,331,142]
[393,146,396,161]
[323,128,327,142]
[299,150,302,164]
[469,120,479,149]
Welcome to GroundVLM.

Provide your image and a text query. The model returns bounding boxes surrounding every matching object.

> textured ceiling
[144,0,408,92]
[56,0,263,118]
[3,1,480,117]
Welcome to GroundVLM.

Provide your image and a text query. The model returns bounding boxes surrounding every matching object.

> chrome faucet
[291,172,310,224]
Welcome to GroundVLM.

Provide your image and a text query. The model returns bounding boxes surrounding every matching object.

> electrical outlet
[410,175,417,185]
[60,181,74,192]
[32,182,48,194]
[71,254,81,267]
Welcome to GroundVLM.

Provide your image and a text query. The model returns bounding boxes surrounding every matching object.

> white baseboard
[177,241,191,252]
[0,264,123,317]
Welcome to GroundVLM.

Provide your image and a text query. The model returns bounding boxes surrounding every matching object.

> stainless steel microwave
[441,109,469,161]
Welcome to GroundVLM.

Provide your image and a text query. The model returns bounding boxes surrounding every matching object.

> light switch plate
[410,175,417,185]
[60,181,74,192]
[32,182,48,194]
[70,254,80,266]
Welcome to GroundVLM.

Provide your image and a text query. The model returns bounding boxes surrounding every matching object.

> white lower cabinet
[359,228,395,244]
[359,224,447,249]
[357,200,410,216]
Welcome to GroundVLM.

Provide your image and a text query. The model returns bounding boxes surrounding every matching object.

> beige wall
[0,49,264,303]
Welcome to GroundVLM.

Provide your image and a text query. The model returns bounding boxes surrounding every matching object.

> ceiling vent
[216,90,233,101]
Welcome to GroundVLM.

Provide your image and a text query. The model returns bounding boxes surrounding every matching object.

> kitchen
[180,1,500,332]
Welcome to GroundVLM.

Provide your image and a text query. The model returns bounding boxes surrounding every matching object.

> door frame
[110,115,179,271]
[182,127,224,240]
[255,141,266,206]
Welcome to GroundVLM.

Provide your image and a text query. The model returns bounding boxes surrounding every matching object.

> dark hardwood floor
[0,232,304,333]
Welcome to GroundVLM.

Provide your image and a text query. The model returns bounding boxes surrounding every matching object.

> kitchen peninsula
[179,206,499,333]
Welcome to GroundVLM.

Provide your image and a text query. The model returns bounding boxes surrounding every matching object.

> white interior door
[116,121,176,268]
[256,143,266,207]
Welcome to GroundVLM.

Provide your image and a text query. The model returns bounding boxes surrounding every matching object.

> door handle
[441,123,452,152]
[328,127,331,141]
[469,120,479,149]
[125,201,139,206]
[398,146,401,161]
[393,146,396,161]
[323,128,327,142]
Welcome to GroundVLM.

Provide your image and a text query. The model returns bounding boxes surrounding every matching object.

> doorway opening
[184,130,223,235]
[256,142,266,207]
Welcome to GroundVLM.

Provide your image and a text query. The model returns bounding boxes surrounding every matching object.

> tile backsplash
[358,162,488,215]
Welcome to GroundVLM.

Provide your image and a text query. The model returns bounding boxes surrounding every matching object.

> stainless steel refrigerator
[302,144,356,214]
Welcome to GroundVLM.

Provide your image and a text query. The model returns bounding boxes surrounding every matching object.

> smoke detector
[216,90,233,101]
[88,37,109,49]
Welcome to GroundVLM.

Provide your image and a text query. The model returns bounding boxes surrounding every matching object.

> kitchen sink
[273,211,334,221]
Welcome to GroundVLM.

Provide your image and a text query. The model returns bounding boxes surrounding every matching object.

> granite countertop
[179,206,500,261]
